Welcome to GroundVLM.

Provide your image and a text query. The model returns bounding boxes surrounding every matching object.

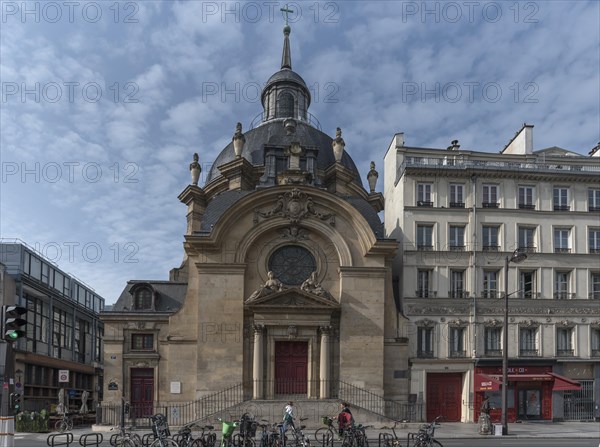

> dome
[206,120,363,188]
[261,68,311,106]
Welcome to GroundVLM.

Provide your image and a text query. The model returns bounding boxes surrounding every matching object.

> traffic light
[3,305,27,342]
[9,393,21,413]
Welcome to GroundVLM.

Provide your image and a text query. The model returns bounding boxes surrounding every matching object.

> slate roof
[206,120,363,187]
[108,280,187,313]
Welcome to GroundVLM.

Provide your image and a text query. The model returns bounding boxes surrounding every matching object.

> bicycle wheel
[314,428,333,446]
[54,419,67,433]
[151,439,179,447]
[206,434,217,447]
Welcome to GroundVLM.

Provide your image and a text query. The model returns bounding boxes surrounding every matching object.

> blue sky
[1,1,599,304]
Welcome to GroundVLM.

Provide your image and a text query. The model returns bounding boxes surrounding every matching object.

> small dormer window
[276,92,294,118]
[134,287,152,310]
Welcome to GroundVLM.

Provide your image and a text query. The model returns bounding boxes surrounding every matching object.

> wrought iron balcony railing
[450,290,469,299]
[554,247,571,253]
[416,201,433,207]
[484,349,502,357]
[449,202,465,208]
[417,350,434,359]
[482,291,498,299]
[553,205,570,211]
[519,349,539,357]
[482,202,499,208]
[518,203,536,210]
[482,245,499,251]
[557,349,574,357]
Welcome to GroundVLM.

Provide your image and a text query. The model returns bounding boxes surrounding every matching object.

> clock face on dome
[268,245,316,285]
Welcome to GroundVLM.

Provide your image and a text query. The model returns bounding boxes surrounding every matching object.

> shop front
[473,365,581,422]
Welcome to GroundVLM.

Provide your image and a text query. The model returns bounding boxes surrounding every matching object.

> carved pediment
[245,288,339,309]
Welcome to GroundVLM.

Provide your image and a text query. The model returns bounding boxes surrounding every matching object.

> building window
[556,327,573,357]
[592,328,600,357]
[590,273,600,300]
[450,270,466,298]
[417,269,432,298]
[134,288,153,310]
[276,92,294,118]
[449,327,466,357]
[482,184,498,207]
[449,184,464,207]
[269,245,316,285]
[519,327,539,356]
[416,183,433,207]
[588,188,600,211]
[554,271,570,299]
[519,271,536,299]
[518,226,536,252]
[417,327,434,358]
[482,271,498,298]
[518,186,535,209]
[553,187,570,211]
[485,327,502,356]
[589,229,600,254]
[449,225,465,250]
[482,225,499,251]
[416,224,433,250]
[131,334,154,351]
[554,228,571,253]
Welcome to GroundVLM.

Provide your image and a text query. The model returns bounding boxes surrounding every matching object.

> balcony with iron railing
[250,111,322,130]
[592,349,600,357]
[590,206,600,212]
[397,156,600,181]
[449,245,466,251]
[557,349,574,357]
[417,244,434,251]
[417,350,434,359]
[482,202,499,208]
[450,290,469,299]
[518,292,541,299]
[553,205,571,211]
[416,201,434,207]
[482,291,498,299]
[482,245,499,251]
[416,290,437,298]
[517,245,537,253]
[590,248,600,254]
[449,350,467,358]
[449,202,465,208]
[519,349,539,357]
[518,203,536,210]
[589,292,600,300]
[554,292,575,300]
[554,247,571,254]
[484,349,503,357]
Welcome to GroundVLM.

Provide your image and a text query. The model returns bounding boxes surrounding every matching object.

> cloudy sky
[1,1,598,305]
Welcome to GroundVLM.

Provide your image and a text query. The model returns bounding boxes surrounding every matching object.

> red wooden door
[131,368,154,418]
[427,373,462,422]
[275,341,308,394]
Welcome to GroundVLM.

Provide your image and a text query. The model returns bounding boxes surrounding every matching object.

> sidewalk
[362,421,600,439]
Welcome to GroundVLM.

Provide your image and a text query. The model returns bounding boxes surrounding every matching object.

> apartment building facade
[0,242,105,413]
[383,126,600,422]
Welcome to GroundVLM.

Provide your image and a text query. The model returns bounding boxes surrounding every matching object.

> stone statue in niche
[248,271,284,301]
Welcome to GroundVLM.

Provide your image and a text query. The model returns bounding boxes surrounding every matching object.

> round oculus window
[268,245,316,285]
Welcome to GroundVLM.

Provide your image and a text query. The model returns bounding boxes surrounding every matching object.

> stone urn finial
[232,122,246,158]
[189,153,201,185]
[332,127,345,163]
[367,161,379,193]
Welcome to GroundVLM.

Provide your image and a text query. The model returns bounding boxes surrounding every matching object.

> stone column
[253,324,264,399]
[319,326,331,398]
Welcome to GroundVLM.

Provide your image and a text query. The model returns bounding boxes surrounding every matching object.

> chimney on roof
[502,123,533,155]
[589,142,600,157]
[447,140,460,151]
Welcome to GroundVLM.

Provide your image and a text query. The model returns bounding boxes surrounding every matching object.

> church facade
[101,25,409,423]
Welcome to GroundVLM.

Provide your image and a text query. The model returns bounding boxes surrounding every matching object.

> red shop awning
[475,374,501,391]
[548,373,581,391]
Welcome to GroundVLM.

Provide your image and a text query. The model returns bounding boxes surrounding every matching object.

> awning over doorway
[474,374,501,391]
[475,372,581,391]
[548,373,581,391]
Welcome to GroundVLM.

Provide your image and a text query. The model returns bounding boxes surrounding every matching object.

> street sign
[58,370,69,383]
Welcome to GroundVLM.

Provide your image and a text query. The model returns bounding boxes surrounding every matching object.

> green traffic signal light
[3,305,27,343]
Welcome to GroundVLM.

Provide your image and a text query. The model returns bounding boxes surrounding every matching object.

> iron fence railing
[98,380,423,426]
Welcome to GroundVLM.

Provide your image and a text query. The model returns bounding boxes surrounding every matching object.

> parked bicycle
[314,416,335,447]
[109,425,142,447]
[174,423,201,447]
[200,424,218,447]
[218,416,239,447]
[341,423,370,447]
[378,421,402,447]
[407,416,443,447]
[54,412,74,433]
[234,414,257,447]
[258,421,283,447]
[149,413,178,447]
[285,417,310,447]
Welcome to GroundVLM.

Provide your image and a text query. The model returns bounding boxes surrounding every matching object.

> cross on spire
[280,4,294,26]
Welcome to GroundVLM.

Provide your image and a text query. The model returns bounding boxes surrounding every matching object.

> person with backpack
[337,402,354,437]
[281,401,295,446]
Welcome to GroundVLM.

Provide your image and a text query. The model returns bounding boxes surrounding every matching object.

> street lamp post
[501,248,527,435]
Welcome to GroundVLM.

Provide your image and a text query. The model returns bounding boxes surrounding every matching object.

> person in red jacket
[337,402,354,437]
